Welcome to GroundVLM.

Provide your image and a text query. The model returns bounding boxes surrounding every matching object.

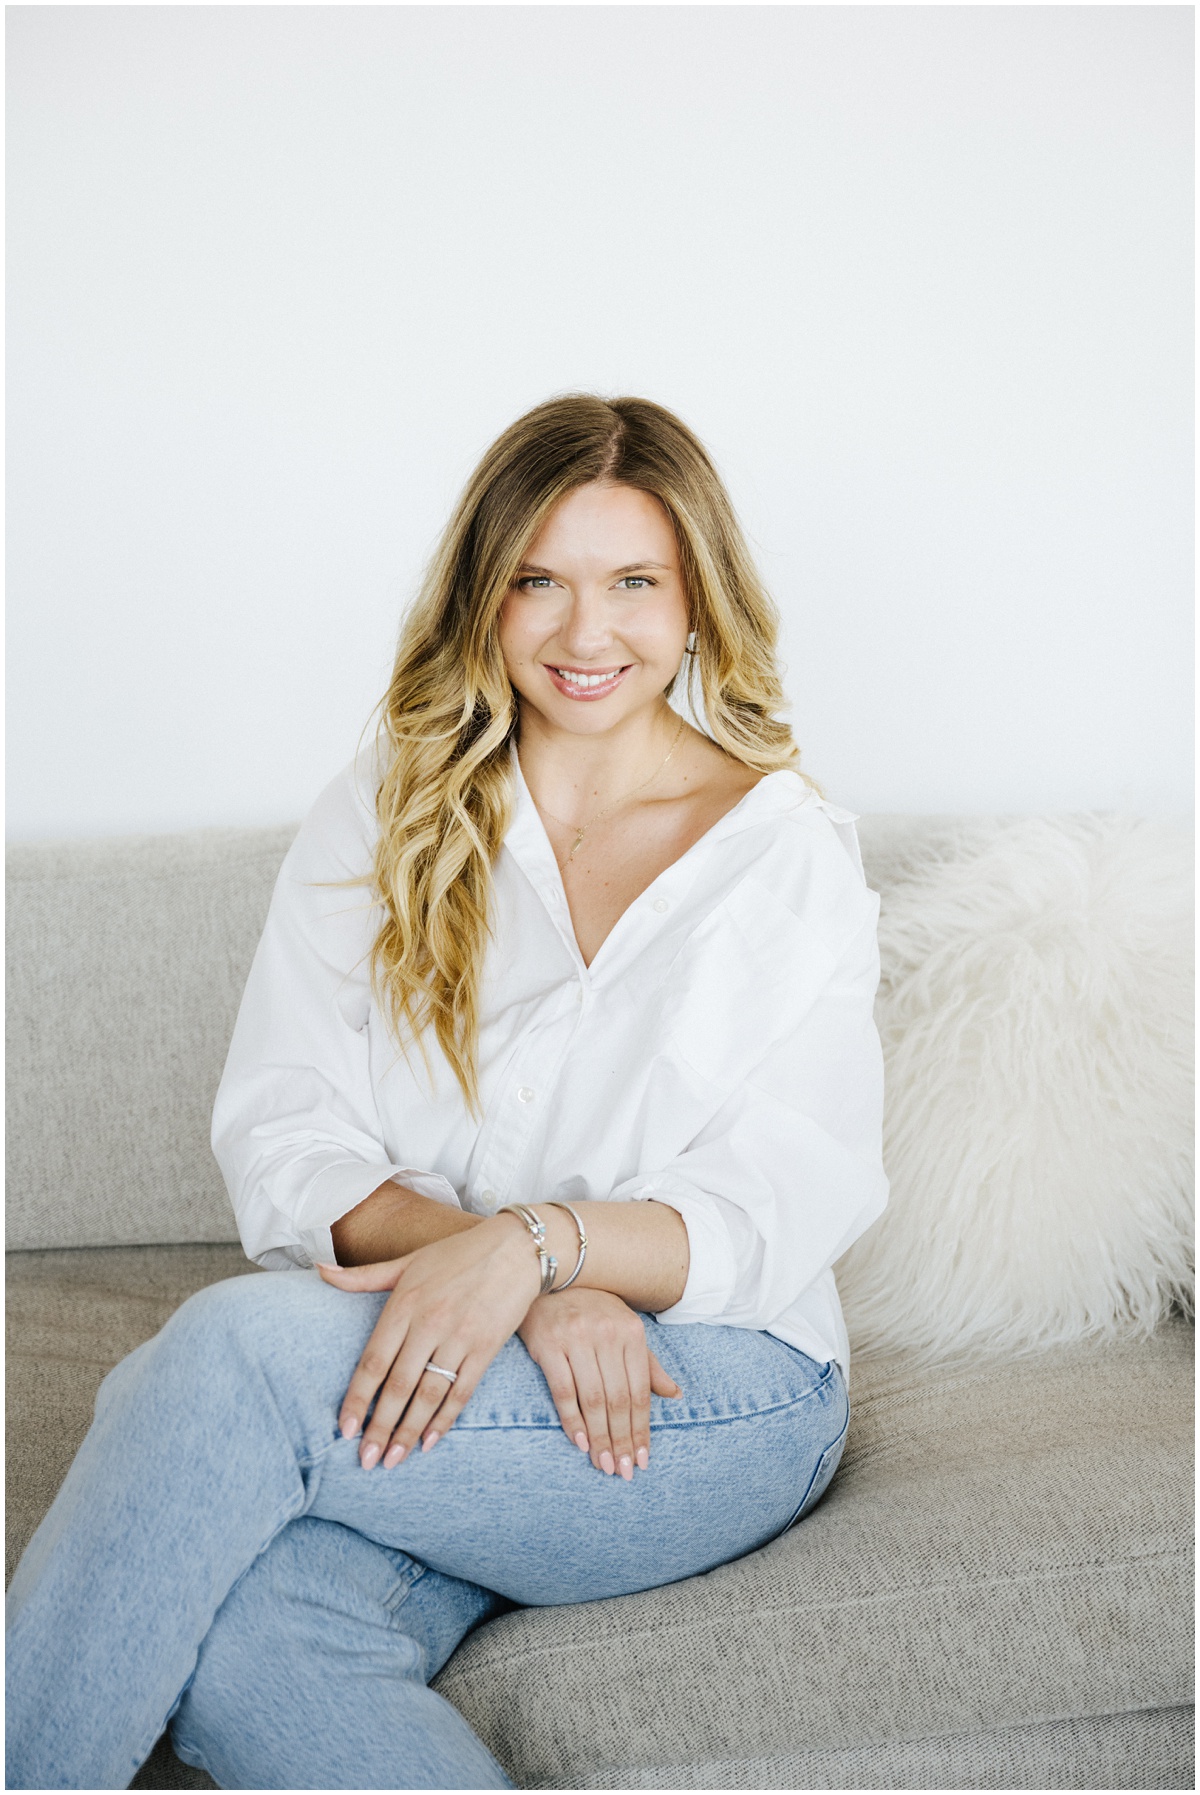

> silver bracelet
[497,1203,558,1296]
[548,1202,588,1292]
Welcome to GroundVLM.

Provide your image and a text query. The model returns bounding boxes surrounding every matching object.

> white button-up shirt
[212,746,888,1373]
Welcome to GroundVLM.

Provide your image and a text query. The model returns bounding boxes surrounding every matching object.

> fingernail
[574,1431,589,1452]
[636,1446,649,1469]
[619,1455,633,1482]
[340,1415,360,1440]
[599,1450,615,1476]
[383,1442,406,1468]
[422,1431,440,1452]
[360,1442,380,1469]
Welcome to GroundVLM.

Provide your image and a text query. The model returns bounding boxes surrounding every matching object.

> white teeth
[556,668,620,688]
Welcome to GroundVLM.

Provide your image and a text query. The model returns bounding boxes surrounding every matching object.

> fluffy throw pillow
[837,814,1194,1363]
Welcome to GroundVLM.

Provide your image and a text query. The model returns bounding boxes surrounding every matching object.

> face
[497,483,691,738]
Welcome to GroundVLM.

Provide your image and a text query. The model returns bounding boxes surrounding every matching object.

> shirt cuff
[633,1186,739,1323]
[292,1161,462,1267]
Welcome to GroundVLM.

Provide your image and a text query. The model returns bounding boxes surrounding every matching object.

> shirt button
[479,1187,496,1205]
[653,898,669,914]
[517,1086,535,1104]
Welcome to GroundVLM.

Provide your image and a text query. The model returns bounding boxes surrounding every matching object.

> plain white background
[7,3,1193,840]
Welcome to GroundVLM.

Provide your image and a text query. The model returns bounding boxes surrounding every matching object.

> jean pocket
[779,1405,850,1535]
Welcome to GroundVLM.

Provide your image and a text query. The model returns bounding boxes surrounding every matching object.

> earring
[685,631,698,655]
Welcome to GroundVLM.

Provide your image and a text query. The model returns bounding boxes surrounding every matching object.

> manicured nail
[574,1431,589,1452]
[636,1446,649,1469]
[422,1431,440,1452]
[383,1442,406,1469]
[360,1442,381,1469]
[619,1455,633,1482]
[340,1415,360,1440]
[599,1450,615,1476]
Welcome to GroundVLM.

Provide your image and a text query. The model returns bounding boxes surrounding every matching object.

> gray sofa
[6,821,1193,1790]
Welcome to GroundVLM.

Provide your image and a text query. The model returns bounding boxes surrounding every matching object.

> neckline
[506,746,810,975]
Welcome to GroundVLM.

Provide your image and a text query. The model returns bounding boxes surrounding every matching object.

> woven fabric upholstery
[5,827,297,1249]
[128,1705,1196,1791]
[7,1245,1192,1789]
[543,1707,1196,1790]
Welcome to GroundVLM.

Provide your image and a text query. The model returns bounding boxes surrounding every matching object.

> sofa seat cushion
[7,1248,1193,1790]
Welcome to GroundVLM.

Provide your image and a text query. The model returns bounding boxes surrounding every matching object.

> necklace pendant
[568,829,586,861]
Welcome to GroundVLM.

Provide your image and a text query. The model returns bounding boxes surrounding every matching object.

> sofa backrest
[7,814,966,1252]
[7,826,297,1250]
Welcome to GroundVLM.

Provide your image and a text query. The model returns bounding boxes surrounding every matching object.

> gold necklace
[535,716,686,867]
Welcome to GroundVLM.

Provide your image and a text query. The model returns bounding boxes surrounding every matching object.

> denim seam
[453,1380,841,1434]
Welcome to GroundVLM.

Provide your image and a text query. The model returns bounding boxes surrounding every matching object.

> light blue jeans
[6,1270,849,1790]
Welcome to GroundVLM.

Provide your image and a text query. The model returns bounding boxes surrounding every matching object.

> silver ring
[423,1361,458,1385]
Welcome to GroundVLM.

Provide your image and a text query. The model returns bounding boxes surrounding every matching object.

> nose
[557,587,616,662]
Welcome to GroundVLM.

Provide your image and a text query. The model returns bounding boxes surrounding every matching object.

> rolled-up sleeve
[611,901,888,1330]
[211,762,461,1270]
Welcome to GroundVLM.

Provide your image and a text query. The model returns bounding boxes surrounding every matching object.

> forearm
[331,1185,689,1313]
[506,1199,689,1314]
[331,1183,481,1265]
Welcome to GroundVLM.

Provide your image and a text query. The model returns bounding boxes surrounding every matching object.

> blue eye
[517,576,554,590]
[616,576,653,590]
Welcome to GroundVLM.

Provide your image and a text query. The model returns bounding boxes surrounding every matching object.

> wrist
[483,1211,547,1302]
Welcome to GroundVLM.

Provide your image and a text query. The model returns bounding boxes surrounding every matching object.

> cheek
[636,595,690,666]
[496,598,532,675]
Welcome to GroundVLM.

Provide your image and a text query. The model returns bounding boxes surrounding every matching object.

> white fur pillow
[837,814,1194,1363]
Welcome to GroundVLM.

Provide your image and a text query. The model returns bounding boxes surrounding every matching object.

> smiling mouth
[545,664,632,699]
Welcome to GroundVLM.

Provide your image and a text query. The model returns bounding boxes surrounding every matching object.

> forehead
[523,483,678,569]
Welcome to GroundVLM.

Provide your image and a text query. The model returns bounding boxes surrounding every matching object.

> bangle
[497,1204,558,1296]
[548,1202,588,1292]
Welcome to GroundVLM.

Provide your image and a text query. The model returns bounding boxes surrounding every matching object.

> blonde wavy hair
[370,393,812,1107]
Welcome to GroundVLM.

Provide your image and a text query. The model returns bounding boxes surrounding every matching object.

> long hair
[371,393,811,1107]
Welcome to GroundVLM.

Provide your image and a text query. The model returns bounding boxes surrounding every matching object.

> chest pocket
[657,874,836,1095]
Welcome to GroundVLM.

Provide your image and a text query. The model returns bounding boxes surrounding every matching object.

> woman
[6,395,887,1790]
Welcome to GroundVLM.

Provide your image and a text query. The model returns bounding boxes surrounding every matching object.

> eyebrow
[516,561,672,578]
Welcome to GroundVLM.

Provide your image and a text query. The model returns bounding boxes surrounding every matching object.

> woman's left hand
[518,1287,682,1479]
[317,1218,542,1469]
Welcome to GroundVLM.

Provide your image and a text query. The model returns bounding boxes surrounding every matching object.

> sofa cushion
[5,829,296,1250]
[7,1246,1192,1789]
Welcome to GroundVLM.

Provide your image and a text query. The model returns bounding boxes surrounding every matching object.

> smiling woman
[6,395,888,1791]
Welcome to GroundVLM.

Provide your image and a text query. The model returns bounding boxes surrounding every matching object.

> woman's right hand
[518,1288,682,1480]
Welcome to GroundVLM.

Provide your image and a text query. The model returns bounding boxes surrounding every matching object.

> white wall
[7,4,1193,840]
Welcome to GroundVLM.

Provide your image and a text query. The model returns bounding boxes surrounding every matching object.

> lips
[544,664,632,701]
